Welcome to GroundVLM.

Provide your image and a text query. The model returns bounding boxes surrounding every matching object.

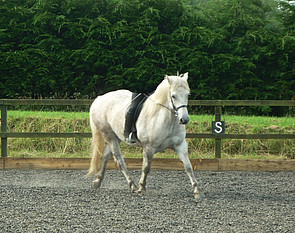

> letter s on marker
[215,122,223,134]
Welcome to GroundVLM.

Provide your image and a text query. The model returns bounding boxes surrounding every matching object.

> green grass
[8,110,89,120]
[190,114,295,129]
[3,111,295,159]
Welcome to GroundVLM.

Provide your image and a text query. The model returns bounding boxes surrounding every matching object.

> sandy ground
[0,169,294,232]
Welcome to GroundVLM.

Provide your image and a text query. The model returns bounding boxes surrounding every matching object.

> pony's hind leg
[110,140,137,192]
[92,146,112,189]
[87,128,110,189]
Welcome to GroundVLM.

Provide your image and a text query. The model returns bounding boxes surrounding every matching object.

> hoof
[129,182,138,193]
[136,187,146,195]
[92,179,101,189]
[193,186,205,201]
[194,192,205,202]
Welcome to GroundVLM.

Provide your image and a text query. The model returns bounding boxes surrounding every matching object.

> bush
[0,0,294,116]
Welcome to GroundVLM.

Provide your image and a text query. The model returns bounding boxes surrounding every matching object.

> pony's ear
[165,75,174,85]
[182,72,188,80]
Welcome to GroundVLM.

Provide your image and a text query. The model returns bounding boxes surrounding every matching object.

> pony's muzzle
[180,116,190,124]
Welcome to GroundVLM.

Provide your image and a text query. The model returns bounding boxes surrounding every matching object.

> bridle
[170,95,188,117]
[144,92,188,117]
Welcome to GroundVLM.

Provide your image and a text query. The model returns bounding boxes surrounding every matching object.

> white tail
[86,124,106,177]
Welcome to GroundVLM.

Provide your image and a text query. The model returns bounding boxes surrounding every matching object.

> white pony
[87,73,203,201]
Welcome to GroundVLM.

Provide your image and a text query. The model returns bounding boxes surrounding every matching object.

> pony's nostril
[180,118,189,124]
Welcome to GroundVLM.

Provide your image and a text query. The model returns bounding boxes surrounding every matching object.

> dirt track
[1,169,294,232]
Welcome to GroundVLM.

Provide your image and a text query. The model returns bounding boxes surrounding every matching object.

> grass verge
[2,111,295,159]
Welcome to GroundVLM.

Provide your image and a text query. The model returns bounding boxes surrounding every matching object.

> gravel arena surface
[0,169,294,232]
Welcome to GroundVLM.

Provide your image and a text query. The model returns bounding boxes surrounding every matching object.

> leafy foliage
[0,0,294,114]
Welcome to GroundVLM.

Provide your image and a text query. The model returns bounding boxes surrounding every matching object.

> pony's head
[149,72,190,124]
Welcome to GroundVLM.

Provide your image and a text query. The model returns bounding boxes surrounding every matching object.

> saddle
[124,93,147,143]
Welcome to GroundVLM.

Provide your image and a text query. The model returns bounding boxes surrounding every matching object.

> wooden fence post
[1,105,8,157]
[215,106,222,158]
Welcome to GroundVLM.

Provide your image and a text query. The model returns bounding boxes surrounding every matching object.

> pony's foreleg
[110,141,137,192]
[175,142,204,201]
[137,150,154,193]
[92,146,112,189]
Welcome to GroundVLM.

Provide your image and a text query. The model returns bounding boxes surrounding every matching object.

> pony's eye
[171,95,176,99]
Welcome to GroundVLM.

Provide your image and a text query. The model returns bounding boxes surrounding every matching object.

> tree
[0,0,294,115]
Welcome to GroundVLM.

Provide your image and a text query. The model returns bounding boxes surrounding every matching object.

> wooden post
[214,106,222,158]
[1,105,8,157]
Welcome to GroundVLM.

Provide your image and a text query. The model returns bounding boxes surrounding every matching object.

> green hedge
[0,0,294,110]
